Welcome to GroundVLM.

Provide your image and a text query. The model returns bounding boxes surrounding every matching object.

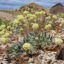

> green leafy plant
[0,18,9,26]
[22,32,53,50]
[57,14,64,18]
[8,32,53,55]
[8,44,23,53]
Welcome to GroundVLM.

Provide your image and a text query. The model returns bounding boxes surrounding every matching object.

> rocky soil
[0,11,16,21]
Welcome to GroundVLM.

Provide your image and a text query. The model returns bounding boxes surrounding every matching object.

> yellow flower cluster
[51,30,56,34]
[24,11,29,15]
[23,43,31,50]
[52,15,58,19]
[17,15,24,22]
[32,23,39,30]
[26,14,36,20]
[35,37,39,40]
[0,24,12,44]
[55,38,63,45]
[45,24,52,30]
[35,11,45,16]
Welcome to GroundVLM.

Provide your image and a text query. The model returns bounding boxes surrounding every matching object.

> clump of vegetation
[8,31,53,58]
[0,19,11,44]
[22,32,53,50]
[57,14,64,18]
[0,11,64,60]
[55,38,63,45]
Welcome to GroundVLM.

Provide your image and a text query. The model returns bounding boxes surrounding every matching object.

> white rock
[28,58,34,63]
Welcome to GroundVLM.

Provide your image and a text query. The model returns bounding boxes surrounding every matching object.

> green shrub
[8,32,53,55]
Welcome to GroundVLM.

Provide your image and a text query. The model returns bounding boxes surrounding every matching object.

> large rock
[50,3,64,14]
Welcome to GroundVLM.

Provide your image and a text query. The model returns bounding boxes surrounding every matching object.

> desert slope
[50,3,64,14]
[0,11,15,21]
[0,3,64,22]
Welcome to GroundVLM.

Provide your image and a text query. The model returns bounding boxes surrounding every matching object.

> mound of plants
[0,11,64,64]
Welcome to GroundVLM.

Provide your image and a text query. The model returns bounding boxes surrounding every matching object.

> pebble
[0,61,8,64]
[30,63,34,64]
[10,61,16,64]
[0,56,3,60]
[28,58,34,63]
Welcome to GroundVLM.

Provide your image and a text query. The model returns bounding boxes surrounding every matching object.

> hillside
[0,3,64,21]
[0,3,46,21]
[0,10,22,21]
[19,3,45,13]
[50,3,64,14]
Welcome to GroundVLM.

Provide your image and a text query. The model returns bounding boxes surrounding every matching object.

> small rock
[1,61,8,64]
[38,50,44,54]
[38,54,43,62]
[0,56,3,60]
[28,58,34,63]
[30,63,34,64]
[24,56,29,61]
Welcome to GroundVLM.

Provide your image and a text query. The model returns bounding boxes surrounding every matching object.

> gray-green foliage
[22,32,52,49]
[8,44,23,53]
[13,24,23,34]
[8,32,53,54]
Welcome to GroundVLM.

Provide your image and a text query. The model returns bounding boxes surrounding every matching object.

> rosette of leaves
[7,32,53,58]
[22,32,53,50]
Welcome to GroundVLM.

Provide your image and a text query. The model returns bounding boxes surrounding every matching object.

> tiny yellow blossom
[35,37,39,40]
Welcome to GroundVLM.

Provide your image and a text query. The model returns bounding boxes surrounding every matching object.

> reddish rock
[50,3,64,14]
